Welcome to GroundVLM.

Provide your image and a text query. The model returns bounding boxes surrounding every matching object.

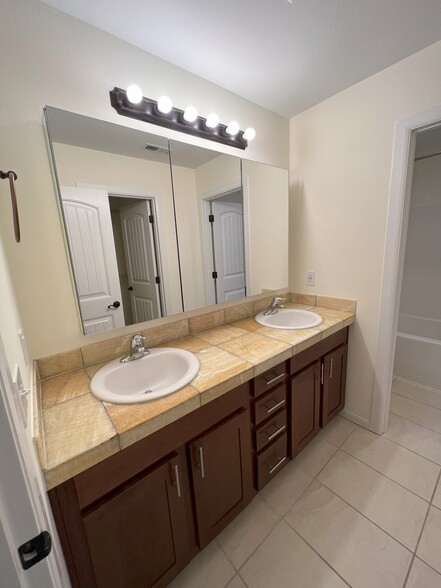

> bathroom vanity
[40,297,353,588]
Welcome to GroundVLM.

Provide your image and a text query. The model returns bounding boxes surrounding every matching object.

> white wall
[399,154,441,321]
[290,40,441,426]
[0,0,288,361]
[242,160,289,295]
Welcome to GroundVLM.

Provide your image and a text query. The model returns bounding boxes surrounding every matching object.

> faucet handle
[131,334,146,348]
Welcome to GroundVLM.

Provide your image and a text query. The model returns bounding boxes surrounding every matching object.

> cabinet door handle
[265,399,285,415]
[320,363,324,385]
[172,464,182,498]
[267,424,286,442]
[264,372,285,386]
[268,456,287,475]
[330,358,333,379]
[194,446,205,479]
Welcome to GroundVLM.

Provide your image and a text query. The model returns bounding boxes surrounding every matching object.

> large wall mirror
[44,106,288,335]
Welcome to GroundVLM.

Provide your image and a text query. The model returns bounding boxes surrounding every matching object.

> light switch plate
[18,329,30,365]
[12,364,29,428]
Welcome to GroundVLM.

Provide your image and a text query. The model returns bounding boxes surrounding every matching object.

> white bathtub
[394,314,441,391]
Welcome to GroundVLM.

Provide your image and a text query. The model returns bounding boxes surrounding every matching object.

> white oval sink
[90,348,200,404]
[255,309,323,330]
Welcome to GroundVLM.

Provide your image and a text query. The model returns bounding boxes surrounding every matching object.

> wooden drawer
[254,411,287,453]
[253,384,286,426]
[289,327,348,375]
[256,433,288,490]
[253,362,287,398]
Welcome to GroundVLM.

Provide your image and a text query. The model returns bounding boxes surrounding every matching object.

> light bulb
[206,113,219,129]
[126,84,143,104]
[226,121,240,136]
[183,106,198,122]
[244,127,256,141]
[157,96,173,114]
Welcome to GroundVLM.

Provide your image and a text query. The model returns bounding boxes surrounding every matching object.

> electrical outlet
[306,271,315,286]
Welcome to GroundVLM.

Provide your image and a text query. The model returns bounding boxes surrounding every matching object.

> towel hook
[0,170,20,243]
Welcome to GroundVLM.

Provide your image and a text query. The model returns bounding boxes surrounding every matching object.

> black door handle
[107,301,121,309]
[128,286,133,291]
[18,531,52,570]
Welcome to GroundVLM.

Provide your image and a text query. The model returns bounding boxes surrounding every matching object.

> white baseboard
[340,409,371,430]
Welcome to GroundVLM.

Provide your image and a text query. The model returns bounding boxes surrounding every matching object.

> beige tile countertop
[33,294,355,490]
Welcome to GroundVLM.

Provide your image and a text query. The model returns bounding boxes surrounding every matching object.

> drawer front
[289,327,348,375]
[254,411,287,453]
[253,384,286,426]
[256,433,288,490]
[253,362,287,398]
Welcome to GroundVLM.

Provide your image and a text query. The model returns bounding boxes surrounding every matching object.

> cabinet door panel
[190,409,252,547]
[290,361,321,457]
[322,344,348,426]
[82,452,194,588]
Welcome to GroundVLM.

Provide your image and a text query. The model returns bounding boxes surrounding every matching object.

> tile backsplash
[36,291,356,380]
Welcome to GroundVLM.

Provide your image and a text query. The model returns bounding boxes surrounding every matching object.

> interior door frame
[78,183,167,318]
[372,104,441,434]
[199,179,246,306]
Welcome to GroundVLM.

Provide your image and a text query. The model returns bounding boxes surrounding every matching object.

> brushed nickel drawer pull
[264,372,285,386]
[265,399,285,414]
[268,456,287,475]
[267,424,286,442]
[197,446,205,479]
[172,464,182,498]
[330,358,333,379]
[320,363,324,385]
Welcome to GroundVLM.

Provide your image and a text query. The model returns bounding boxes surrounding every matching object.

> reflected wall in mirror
[44,107,289,336]
[44,106,183,335]
[169,140,289,312]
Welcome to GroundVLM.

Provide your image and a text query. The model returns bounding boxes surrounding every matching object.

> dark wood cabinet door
[322,344,348,426]
[190,409,253,548]
[290,360,321,457]
[82,450,196,588]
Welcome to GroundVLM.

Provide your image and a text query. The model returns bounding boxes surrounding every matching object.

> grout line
[391,390,441,414]
[385,415,441,466]
[403,469,441,587]
[313,451,419,554]
[339,445,438,503]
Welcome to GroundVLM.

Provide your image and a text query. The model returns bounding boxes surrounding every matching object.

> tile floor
[169,378,441,588]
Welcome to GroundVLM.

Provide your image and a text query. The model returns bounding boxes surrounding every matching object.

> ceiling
[41,0,441,118]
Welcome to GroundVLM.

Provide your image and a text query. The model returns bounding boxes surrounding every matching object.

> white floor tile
[285,480,412,588]
[342,426,440,501]
[317,451,428,550]
[260,458,313,516]
[216,495,279,570]
[406,558,441,588]
[168,539,235,588]
[393,378,441,410]
[417,505,441,574]
[390,393,441,434]
[240,520,348,588]
[317,416,358,447]
[384,413,441,465]
[291,434,338,477]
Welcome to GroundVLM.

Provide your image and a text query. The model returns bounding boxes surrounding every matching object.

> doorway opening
[108,195,165,324]
[372,105,441,434]
[202,188,246,305]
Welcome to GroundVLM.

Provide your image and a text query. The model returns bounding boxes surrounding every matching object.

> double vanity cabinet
[48,327,349,588]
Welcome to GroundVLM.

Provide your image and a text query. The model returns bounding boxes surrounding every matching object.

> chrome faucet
[120,334,150,363]
[263,296,286,316]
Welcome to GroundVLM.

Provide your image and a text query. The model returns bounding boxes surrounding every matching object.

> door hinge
[18,531,52,570]
[208,214,214,223]
[212,271,218,279]
[155,276,161,284]
[149,214,154,224]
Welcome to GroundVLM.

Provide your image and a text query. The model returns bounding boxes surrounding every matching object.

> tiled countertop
[34,298,355,490]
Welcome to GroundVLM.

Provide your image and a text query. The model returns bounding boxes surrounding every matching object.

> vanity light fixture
[109,87,254,149]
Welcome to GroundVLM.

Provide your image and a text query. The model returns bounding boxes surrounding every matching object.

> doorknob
[128,286,133,291]
[107,301,121,309]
